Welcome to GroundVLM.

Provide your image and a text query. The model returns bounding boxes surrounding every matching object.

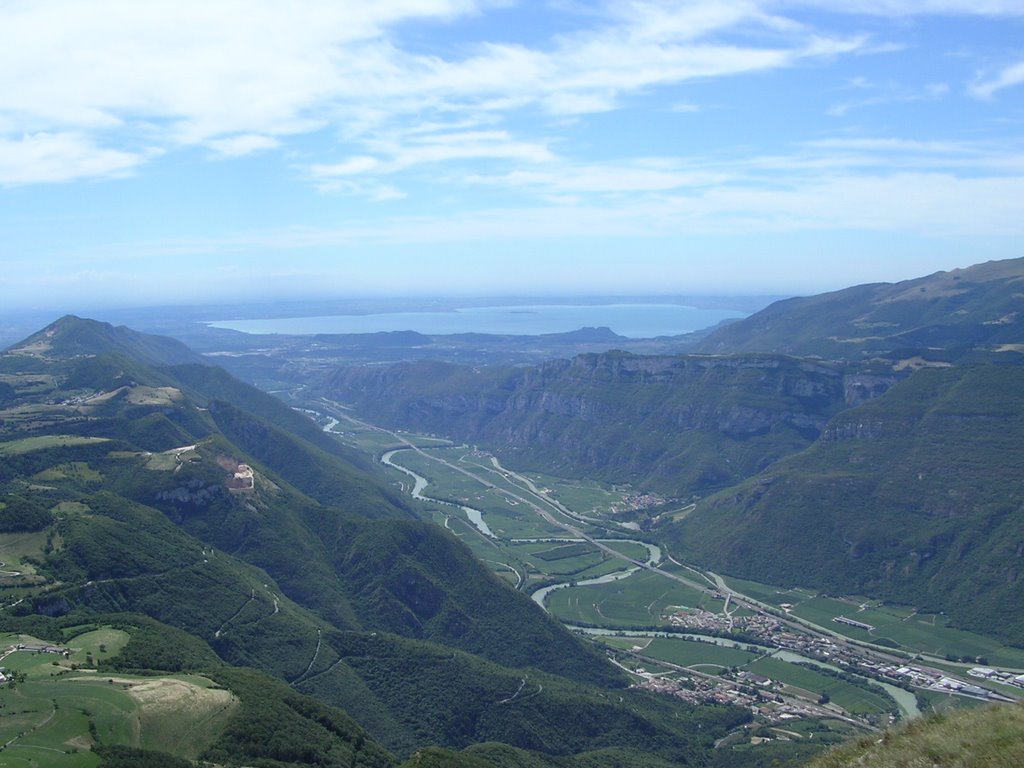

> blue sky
[1,0,1022,311]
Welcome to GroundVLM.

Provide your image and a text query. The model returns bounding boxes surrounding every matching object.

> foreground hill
[663,363,1024,645]
[324,352,898,497]
[807,703,1024,768]
[0,316,749,765]
[695,257,1024,361]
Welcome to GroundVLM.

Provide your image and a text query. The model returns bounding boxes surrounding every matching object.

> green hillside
[695,257,1024,361]
[7,314,209,367]
[0,315,753,766]
[806,703,1024,768]
[665,364,1024,644]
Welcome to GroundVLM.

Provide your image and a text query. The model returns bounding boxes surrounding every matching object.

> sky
[1,0,1022,311]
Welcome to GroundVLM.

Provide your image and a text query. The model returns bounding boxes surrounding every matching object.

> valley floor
[301,396,1024,760]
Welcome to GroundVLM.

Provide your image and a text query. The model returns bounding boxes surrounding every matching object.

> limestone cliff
[324,352,900,496]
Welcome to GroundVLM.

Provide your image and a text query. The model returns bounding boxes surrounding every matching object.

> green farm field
[0,632,237,765]
[0,436,110,456]
[515,471,632,517]
[747,657,894,715]
[639,637,761,669]
[545,568,718,627]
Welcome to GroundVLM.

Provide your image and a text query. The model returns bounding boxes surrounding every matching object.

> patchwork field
[0,630,237,766]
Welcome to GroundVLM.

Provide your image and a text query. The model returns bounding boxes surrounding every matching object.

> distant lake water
[207,304,747,339]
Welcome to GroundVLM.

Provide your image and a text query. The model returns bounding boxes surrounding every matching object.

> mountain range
[0,316,748,767]
[320,258,1024,645]
[2,256,1023,766]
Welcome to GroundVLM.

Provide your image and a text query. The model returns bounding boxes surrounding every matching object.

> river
[381,449,494,537]
[368,426,922,720]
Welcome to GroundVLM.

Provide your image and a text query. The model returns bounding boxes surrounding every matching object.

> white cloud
[468,162,731,194]
[207,134,280,157]
[0,132,147,186]
[0,0,1019,204]
[970,60,1024,99]
[310,156,382,178]
[826,80,949,116]
[308,131,554,193]
[0,0,866,189]
[775,0,1024,15]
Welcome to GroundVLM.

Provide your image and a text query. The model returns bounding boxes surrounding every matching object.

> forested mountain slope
[664,364,1024,644]
[0,315,747,766]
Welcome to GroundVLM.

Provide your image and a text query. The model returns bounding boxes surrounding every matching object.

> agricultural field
[545,568,719,627]
[0,630,237,766]
[638,637,761,670]
[331,420,452,454]
[32,462,104,486]
[0,530,51,599]
[0,436,110,457]
[511,472,632,516]
[746,657,894,715]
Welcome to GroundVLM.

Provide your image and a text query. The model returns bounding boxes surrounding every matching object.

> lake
[208,303,747,339]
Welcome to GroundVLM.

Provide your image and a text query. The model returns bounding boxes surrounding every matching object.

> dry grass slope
[808,703,1024,768]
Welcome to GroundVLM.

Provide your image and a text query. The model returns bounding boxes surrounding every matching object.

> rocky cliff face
[324,352,900,496]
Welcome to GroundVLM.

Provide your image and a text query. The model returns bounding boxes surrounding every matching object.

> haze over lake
[208,303,747,339]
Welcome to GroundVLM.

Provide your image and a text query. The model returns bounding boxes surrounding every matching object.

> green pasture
[0,531,48,566]
[640,637,760,669]
[144,451,180,471]
[326,417,451,453]
[517,545,606,577]
[599,540,652,563]
[32,462,104,485]
[790,598,1024,668]
[516,471,630,517]
[507,540,652,581]
[0,531,50,595]
[0,631,236,763]
[66,628,130,665]
[0,373,58,394]
[747,657,894,715]
[593,636,643,652]
[532,542,595,561]
[721,575,816,607]
[870,616,1024,669]
[915,689,985,714]
[469,502,565,539]
[0,436,110,456]
[545,568,717,627]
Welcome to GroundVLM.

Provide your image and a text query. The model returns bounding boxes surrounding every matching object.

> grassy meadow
[0,630,237,766]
